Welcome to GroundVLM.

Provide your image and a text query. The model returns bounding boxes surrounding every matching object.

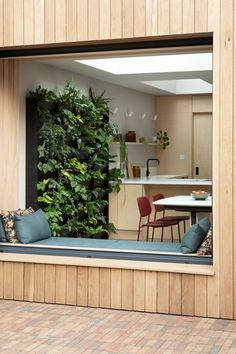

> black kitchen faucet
[146,158,160,177]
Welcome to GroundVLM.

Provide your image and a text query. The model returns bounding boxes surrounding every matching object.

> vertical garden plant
[27,82,122,237]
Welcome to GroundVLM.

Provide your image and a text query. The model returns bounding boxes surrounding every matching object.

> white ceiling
[37,51,213,96]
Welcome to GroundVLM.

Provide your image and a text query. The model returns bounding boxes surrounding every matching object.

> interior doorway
[192,113,212,179]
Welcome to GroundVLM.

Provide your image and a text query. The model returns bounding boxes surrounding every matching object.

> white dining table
[153,195,212,225]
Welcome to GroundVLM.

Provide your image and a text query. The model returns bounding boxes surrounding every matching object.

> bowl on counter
[191,190,209,200]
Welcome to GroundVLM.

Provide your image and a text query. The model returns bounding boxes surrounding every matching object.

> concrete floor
[0,300,236,353]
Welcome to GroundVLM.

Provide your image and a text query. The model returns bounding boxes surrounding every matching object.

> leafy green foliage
[30,82,122,237]
[154,130,170,150]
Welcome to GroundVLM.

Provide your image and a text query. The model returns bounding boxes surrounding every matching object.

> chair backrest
[137,196,152,217]
[153,193,165,213]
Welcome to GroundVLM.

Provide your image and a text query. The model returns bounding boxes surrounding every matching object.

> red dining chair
[137,196,178,242]
[152,193,190,242]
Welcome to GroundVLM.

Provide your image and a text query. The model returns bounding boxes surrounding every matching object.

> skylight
[142,79,212,95]
[75,53,212,75]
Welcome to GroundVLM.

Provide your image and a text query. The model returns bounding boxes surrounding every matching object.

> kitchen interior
[19,46,213,242]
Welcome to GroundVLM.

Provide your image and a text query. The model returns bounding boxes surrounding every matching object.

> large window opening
[2,37,214,265]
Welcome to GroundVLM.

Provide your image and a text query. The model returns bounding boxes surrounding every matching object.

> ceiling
[37,50,213,96]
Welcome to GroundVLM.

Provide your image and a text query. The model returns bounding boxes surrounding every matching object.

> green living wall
[26,83,122,238]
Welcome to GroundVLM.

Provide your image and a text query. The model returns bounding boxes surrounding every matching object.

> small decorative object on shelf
[125,130,136,142]
[153,130,170,149]
[132,165,141,178]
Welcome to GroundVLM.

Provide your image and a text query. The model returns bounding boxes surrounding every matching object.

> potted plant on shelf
[28,82,123,238]
[154,130,170,149]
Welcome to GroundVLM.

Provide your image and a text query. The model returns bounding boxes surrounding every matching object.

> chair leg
[151,228,155,242]
[161,227,164,242]
[146,226,149,241]
[183,220,186,233]
[137,218,142,241]
[171,226,173,242]
[178,223,181,242]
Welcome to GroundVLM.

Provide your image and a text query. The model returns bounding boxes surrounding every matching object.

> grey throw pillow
[197,227,212,255]
[198,216,211,235]
[181,223,206,254]
[15,209,51,244]
[0,217,7,242]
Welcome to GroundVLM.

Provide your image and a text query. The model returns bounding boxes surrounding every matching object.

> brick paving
[0,300,236,353]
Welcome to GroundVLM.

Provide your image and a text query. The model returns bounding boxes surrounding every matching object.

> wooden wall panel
[77,266,88,306]
[182,0,194,34]
[13,262,24,300]
[219,0,234,319]
[133,270,145,311]
[157,272,169,313]
[24,263,34,301]
[134,0,145,37]
[0,262,3,298]
[194,0,208,33]
[24,0,34,44]
[145,271,157,312]
[45,264,56,303]
[110,268,122,309]
[207,0,215,32]
[66,0,77,42]
[0,60,19,210]
[122,0,133,38]
[45,0,55,43]
[234,0,236,321]
[0,0,3,45]
[13,0,24,45]
[88,0,99,40]
[55,265,66,304]
[3,262,14,299]
[146,0,157,36]
[99,268,111,308]
[34,264,45,302]
[182,274,194,316]
[110,0,122,39]
[100,0,111,39]
[169,0,182,34]
[121,269,133,310]
[55,0,66,43]
[194,275,207,317]
[88,267,99,307]
[3,0,14,46]
[77,0,88,41]
[66,266,77,305]
[169,273,182,314]
[34,0,44,44]
[157,0,169,35]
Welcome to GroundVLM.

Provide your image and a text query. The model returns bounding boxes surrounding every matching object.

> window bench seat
[0,237,212,265]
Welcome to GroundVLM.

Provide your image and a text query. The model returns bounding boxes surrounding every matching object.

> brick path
[0,300,236,353]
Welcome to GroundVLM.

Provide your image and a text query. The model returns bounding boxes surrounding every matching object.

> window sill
[0,252,214,276]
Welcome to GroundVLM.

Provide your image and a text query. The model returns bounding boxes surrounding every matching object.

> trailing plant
[28,82,123,237]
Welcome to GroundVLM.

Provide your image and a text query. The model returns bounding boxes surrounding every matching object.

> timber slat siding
[0,263,216,318]
[0,0,236,319]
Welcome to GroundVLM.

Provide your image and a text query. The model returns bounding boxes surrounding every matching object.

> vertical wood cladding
[0,0,236,319]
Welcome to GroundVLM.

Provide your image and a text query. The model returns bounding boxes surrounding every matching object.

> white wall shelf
[112,142,157,146]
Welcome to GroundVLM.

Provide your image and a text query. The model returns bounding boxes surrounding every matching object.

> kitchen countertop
[122,176,212,185]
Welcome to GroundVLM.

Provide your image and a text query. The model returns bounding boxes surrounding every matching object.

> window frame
[0,34,214,271]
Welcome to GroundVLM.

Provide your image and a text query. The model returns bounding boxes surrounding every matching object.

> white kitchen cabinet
[109,184,144,231]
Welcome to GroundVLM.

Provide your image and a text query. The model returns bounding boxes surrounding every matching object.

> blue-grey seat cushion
[181,223,206,254]
[0,216,7,242]
[33,237,182,253]
[15,209,51,244]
